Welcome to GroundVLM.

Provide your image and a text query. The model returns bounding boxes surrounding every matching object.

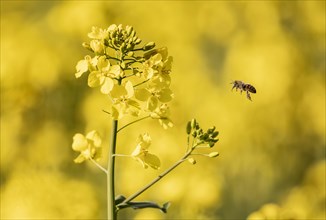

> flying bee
[231,80,256,101]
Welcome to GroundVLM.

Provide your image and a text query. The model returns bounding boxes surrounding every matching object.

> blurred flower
[150,104,173,129]
[131,133,161,169]
[72,130,102,163]
[88,26,109,40]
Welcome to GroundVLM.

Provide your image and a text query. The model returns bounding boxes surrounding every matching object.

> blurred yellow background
[1,1,325,219]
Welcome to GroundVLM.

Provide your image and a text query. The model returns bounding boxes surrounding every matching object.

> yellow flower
[150,104,173,129]
[72,130,102,163]
[131,133,161,169]
[111,81,140,119]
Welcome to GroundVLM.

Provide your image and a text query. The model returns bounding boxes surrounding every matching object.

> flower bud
[186,121,192,135]
[188,158,196,165]
[208,141,215,148]
[208,152,219,158]
[211,131,219,138]
[82,42,93,52]
[126,43,133,50]
[127,51,134,57]
[190,119,196,129]
[143,42,156,51]
[201,133,209,141]
[126,25,133,36]
[135,38,142,45]
[130,30,136,38]
[207,126,216,134]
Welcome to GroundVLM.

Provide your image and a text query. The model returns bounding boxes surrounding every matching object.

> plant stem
[90,158,108,174]
[119,149,192,206]
[117,116,150,133]
[108,119,118,220]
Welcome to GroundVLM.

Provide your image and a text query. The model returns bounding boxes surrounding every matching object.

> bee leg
[231,84,236,91]
[246,91,252,101]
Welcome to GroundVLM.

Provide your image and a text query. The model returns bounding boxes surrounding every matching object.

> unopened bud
[135,38,142,44]
[143,42,156,51]
[82,42,93,52]
[126,25,133,36]
[186,121,192,135]
[211,131,219,138]
[188,158,196,165]
[191,119,196,129]
[208,152,219,158]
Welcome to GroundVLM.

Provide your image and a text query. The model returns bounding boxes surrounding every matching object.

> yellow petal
[125,81,134,98]
[88,71,101,87]
[131,144,143,157]
[74,154,86,163]
[72,133,88,151]
[86,130,102,147]
[75,59,89,78]
[101,78,114,94]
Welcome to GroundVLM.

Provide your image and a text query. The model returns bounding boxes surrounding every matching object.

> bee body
[231,80,256,101]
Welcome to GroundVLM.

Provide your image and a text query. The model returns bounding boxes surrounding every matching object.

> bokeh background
[1,1,325,219]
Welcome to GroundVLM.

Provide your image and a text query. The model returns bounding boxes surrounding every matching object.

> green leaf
[144,153,161,170]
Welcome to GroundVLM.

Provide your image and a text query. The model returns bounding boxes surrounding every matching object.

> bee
[231,80,256,101]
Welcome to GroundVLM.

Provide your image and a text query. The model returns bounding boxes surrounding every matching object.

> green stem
[90,158,108,174]
[133,79,150,88]
[108,119,118,220]
[117,116,150,133]
[119,149,193,206]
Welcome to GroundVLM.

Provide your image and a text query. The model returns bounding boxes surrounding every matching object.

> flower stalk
[118,148,192,207]
[108,119,118,220]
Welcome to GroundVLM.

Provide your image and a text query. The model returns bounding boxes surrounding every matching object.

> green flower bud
[207,126,216,134]
[120,42,126,52]
[135,38,142,44]
[188,158,196,165]
[126,43,133,50]
[130,30,136,38]
[127,51,134,57]
[191,119,196,129]
[82,42,93,52]
[208,152,219,158]
[211,131,219,138]
[110,31,115,39]
[208,141,215,148]
[201,133,209,141]
[121,62,126,69]
[126,25,133,36]
[143,42,156,51]
[186,121,192,135]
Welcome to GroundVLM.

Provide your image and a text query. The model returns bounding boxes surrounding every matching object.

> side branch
[117,116,151,133]
[118,149,192,206]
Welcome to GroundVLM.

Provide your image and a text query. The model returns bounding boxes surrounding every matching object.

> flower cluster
[187,119,219,148]
[75,24,173,128]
